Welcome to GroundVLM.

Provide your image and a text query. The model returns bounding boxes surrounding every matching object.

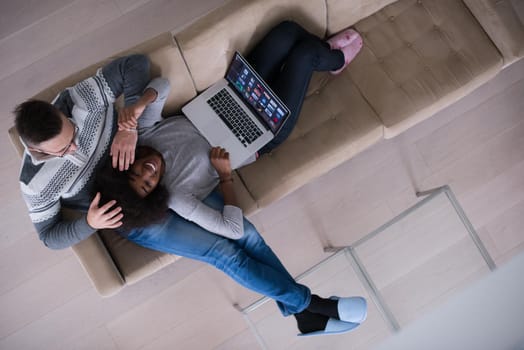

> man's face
[128,146,166,198]
[31,114,78,157]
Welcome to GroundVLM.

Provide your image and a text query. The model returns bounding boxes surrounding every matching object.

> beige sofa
[9,0,524,296]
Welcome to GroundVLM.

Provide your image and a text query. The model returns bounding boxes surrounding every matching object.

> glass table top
[236,186,494,349]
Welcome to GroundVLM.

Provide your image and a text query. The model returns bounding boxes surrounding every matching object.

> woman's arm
[170,195,244,239]
[168,146,244,239]
[210,147,237,206]
[169,147,245,239]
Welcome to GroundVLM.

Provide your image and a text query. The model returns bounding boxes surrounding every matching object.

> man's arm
[28,193,123,250]
[100,55,158,171]
[35,211,96,250]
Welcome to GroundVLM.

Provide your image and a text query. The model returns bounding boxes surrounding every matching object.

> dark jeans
[247,21,344,153]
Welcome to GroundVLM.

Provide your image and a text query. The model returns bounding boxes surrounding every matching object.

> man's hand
[118,88,158,129]
[118,103,146,129]
[210,147,232,179]
[111,129,138,171]
[87,193,123,229]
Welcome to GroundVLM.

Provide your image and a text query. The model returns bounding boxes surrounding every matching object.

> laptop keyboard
[207,89,264,147]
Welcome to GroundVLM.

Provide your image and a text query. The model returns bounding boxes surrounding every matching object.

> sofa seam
[234,169,260,210]
[323,0,328,37]
[172,34,199,93]
[460,0,506,64]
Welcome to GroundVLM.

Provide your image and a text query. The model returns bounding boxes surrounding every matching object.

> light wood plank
[421,120,524,199]
[0,255,91,339]
[380,237,490,326]
[213,328,261,350]
[0,0,76,41]
[459,158,524,229]
[106,267,246,350]
[0,233,71,296]
[0,0,121,81]
[483,199,524,262]
[0,257,203,349]
[415,79,524,171]
[113,0,152,14]
[57,326,118,350]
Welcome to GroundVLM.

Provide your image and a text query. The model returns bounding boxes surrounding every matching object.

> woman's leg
[202,191,295,281]
[246,21,344,154]
[247,21,332,82]
[260,38,344,153]
[126,209,310,316]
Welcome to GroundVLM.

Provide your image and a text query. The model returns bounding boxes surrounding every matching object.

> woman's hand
[210,147,237,206]
[117,87,158,129]
[210,147,232,180]
[117,103,145,129]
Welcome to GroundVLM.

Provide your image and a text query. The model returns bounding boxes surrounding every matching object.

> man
[14,54,167,249]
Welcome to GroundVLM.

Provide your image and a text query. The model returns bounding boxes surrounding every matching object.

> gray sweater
[19,55,158,249]
[138,79,244,239]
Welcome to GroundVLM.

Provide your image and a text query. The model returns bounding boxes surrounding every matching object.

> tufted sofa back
[326,0,397,34]
[175,0,327,92]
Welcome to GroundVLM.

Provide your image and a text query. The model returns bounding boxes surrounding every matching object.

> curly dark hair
[94,158,170,233]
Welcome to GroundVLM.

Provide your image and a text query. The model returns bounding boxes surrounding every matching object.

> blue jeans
[125,191,311,316]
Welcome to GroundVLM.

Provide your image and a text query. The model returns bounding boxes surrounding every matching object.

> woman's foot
[307,295,368,323]
[306,294,340,319]
[330,32,363,75]
[294,308,363,337]
[294,309,329,334]
[327,28,359,50]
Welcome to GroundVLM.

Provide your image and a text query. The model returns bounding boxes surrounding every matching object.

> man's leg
[126,210,311,316]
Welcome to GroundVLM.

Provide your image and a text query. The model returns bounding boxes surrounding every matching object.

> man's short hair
[14,100,63,145]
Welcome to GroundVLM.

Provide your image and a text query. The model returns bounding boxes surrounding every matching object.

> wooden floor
[1,1,524,349]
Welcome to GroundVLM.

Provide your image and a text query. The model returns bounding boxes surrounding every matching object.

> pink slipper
[330,33,363,75]
[327,28,359,50]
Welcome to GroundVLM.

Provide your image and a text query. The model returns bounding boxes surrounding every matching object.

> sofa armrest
[232,170,258,216]
[8,126,25,157]
[9,126,125,296]
[60,208,125,297]
[71,233,125,297]
[463,0,524,66]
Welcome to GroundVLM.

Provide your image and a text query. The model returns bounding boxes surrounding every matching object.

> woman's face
[128,146,166,198]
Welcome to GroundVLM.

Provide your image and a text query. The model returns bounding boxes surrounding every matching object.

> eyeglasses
[29,119,79,157]
[55,121,79,157]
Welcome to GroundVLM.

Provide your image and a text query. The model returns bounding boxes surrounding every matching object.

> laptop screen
[225,52,290,134]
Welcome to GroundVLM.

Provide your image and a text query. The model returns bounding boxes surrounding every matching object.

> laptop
[182,52,290,169]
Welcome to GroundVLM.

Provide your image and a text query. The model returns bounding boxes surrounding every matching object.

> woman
[96,21,367,336]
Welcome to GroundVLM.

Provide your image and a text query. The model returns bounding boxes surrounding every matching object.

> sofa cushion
[175,0,327,92]
[344,0,503,138]
[33,33,196,116]
[237,74,383,208]
[98,230,179,285]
